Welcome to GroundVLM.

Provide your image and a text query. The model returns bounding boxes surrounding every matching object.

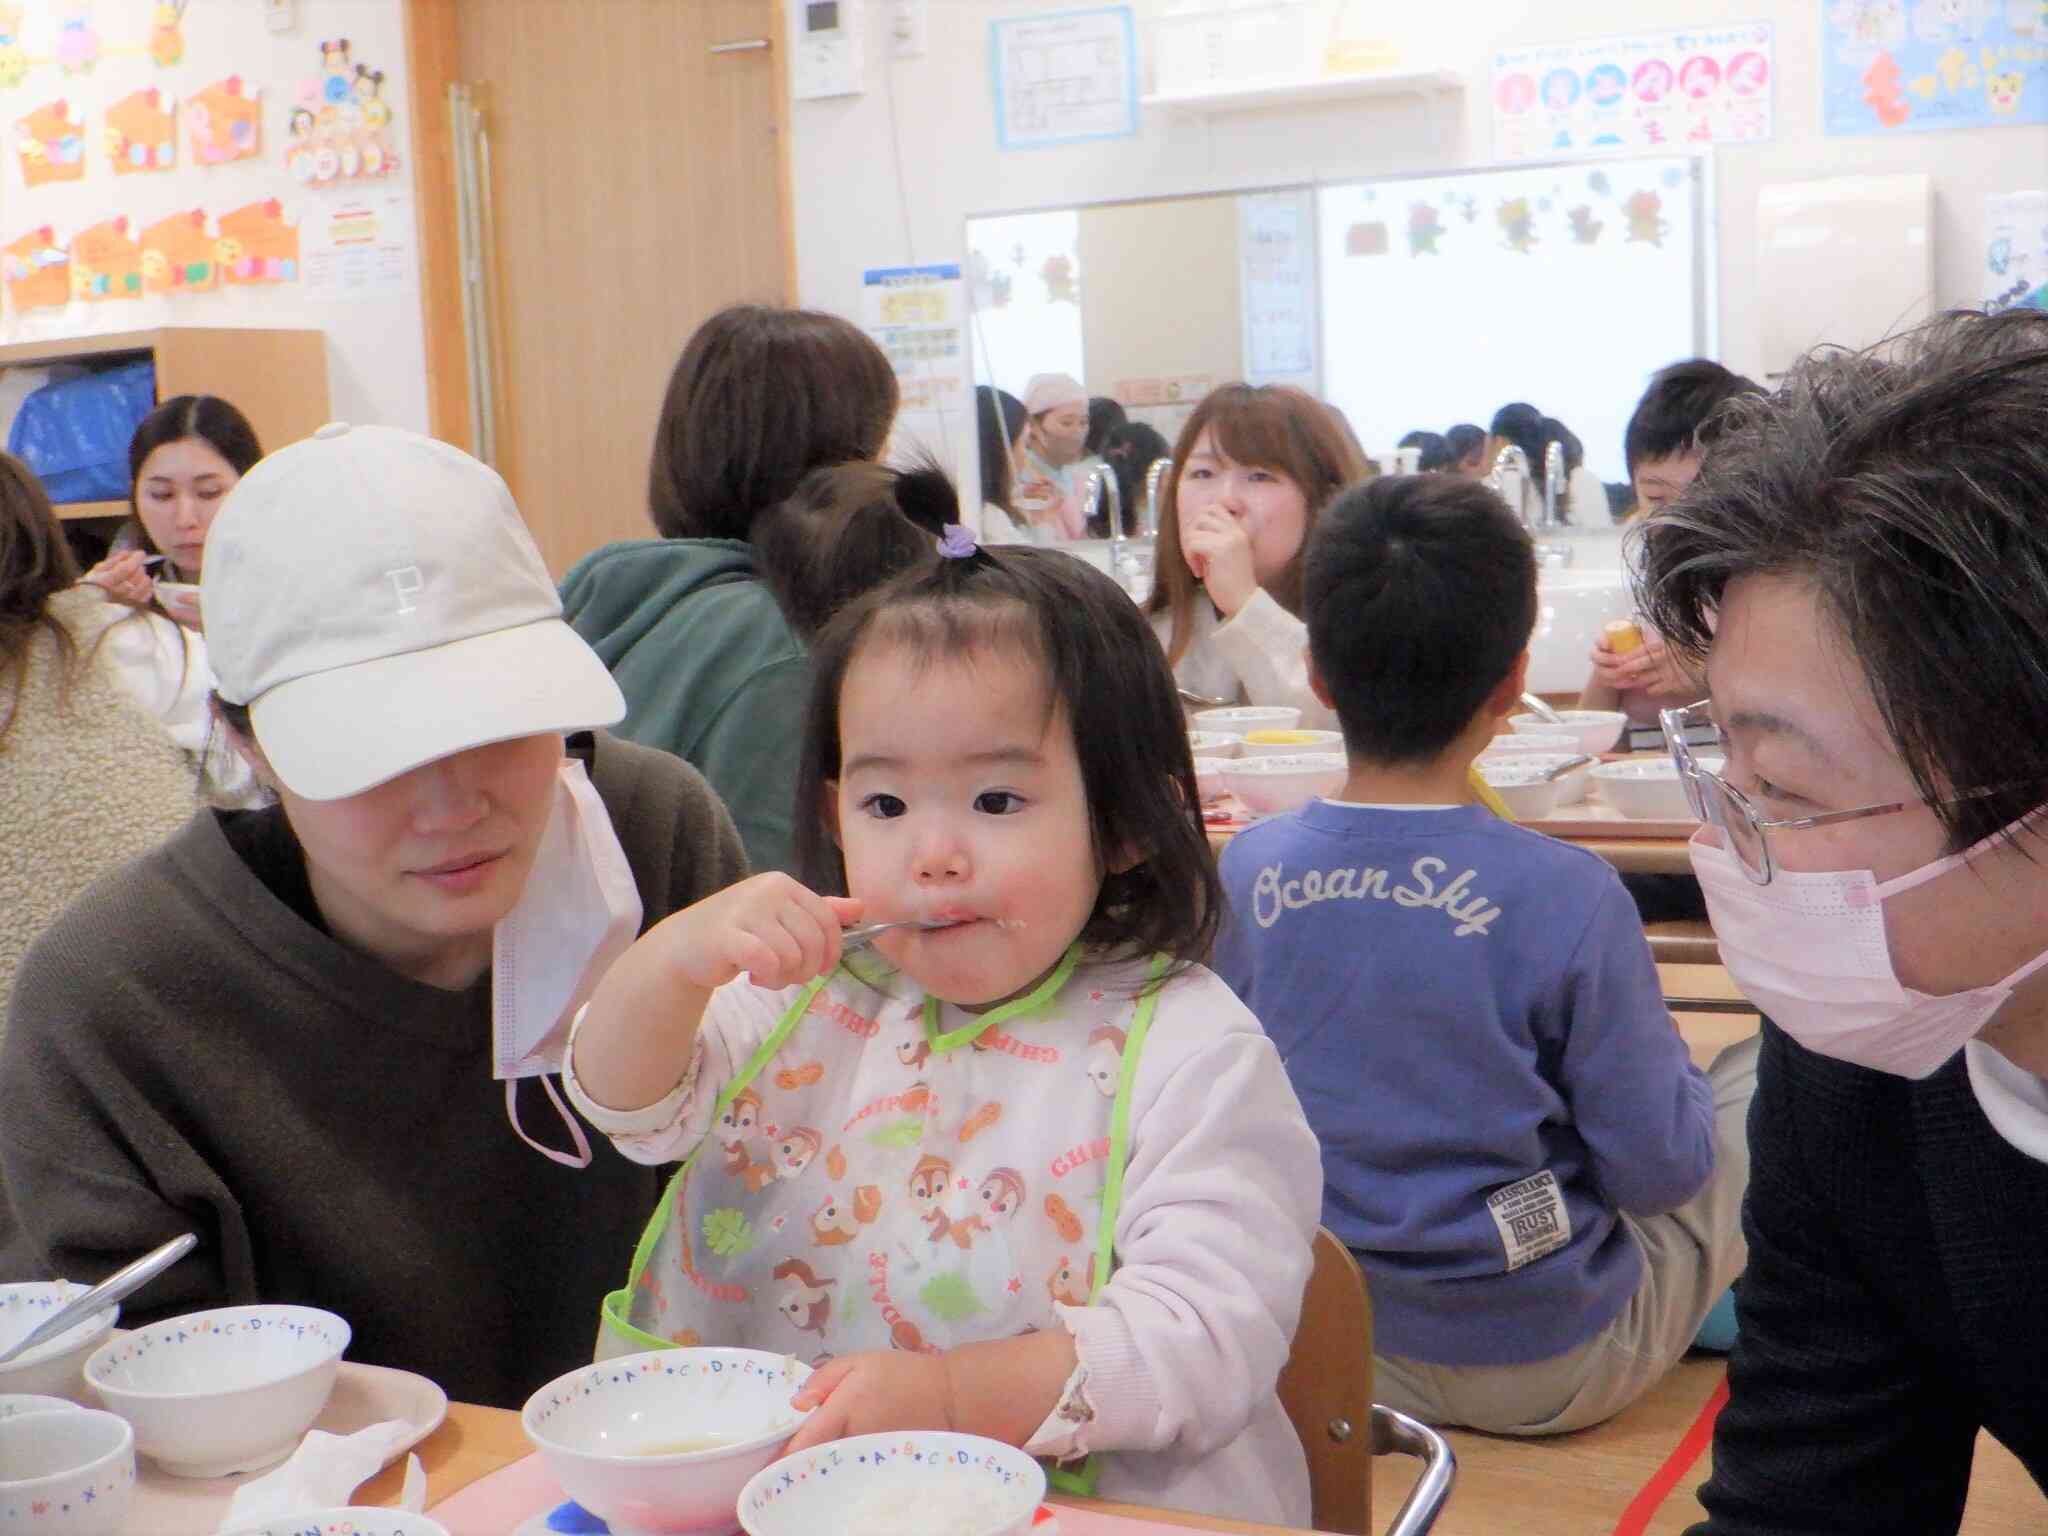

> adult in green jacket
[562,305,899,875]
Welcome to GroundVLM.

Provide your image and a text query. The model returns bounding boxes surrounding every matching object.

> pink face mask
[1690,819,2048,1079]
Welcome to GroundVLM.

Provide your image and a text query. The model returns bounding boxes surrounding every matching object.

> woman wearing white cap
[0,424,747,1409]
[1012,371,1098,541]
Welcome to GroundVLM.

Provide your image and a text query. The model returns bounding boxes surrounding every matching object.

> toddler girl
[566,533,1321,1527]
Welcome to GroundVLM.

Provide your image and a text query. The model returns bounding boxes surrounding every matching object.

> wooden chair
[1277,1228,1456,1536]
[1645,918,1720,965]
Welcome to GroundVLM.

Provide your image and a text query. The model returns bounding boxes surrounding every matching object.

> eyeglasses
[1658,700,2024,885]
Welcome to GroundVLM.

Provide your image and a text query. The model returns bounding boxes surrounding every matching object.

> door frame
[401,0,799,450]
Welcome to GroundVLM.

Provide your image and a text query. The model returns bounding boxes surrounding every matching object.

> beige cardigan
[0,588,198,1030]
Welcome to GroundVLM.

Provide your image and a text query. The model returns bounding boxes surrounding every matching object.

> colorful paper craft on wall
[150,1,187,68]
[71,215,142,301]
[106,87,175,174]
[186,77,260,165]
[54,0,100,76]
[139,208,215,294]
[0,6,27,89]
[217,198,299,283]
[289,38,399,185]
[14,99,84,186]
[3,225,68,312]
[1824,0,2048,135]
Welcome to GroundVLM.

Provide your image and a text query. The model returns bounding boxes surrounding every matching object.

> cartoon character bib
[597,949,1165,1484]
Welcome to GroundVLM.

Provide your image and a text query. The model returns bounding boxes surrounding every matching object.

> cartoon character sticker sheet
[1824,0,2048,134]
[287,37,399,186]
[1493,23,1774,160]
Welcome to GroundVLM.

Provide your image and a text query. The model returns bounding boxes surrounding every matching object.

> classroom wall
[0,0,426,433]
[789,0,2047,497]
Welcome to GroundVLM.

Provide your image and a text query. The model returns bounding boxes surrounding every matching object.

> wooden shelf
[1141,68,1463,114]
[55,499,127,522]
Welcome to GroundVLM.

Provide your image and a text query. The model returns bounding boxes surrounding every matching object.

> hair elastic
[937,524,980,560]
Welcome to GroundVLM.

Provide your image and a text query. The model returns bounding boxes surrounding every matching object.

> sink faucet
[1083,461,1124,559]
[1485,444,1530,523]
[1142,457,1169,539]
[1541,439,1566,531]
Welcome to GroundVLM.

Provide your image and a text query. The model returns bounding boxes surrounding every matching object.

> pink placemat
[428,1451,1230,1536]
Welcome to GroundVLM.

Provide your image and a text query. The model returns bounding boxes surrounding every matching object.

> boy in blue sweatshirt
[1213,473,1754,1436]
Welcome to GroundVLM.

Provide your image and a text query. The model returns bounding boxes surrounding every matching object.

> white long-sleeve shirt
[564,953,1322,1527]
[90,597,261,807]
[1152,590,1334,729]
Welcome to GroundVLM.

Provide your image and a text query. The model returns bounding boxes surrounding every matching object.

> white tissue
[215,1421,420,1531]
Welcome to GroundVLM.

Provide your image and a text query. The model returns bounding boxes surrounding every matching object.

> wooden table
[360,1402,1333,1534]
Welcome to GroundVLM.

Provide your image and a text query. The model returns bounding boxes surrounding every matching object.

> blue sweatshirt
[1213,800,1714,1366]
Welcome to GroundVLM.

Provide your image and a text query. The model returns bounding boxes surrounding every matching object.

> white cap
[203,422,624,801]
[1022,373,1086,415]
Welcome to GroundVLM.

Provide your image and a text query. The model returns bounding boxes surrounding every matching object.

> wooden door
[408,0,794,576]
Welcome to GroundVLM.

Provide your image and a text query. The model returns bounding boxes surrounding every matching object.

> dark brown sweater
[0,732,745,1408]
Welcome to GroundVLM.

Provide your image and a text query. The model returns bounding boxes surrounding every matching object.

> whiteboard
[1317,156,1706,485]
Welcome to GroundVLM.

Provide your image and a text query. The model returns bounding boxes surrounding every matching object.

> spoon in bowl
[0,1233,198,1366]
[1519,693,1567,725]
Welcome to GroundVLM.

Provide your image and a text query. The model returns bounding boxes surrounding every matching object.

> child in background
[1445,423,1488,478]
[750,460,948,641]
[1212,473,1754,1436]
[1144,383,1367,725]
[566,536,1321,1527]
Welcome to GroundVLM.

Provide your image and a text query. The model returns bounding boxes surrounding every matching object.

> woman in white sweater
[1144,384,1368,726]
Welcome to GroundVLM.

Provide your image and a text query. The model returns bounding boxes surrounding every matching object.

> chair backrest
[1277,1227,1375,1536]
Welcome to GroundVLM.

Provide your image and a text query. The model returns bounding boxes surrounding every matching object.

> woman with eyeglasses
[1637,308,2048,1536]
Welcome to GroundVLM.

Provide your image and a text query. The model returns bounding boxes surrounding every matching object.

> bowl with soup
[522,1348,811,1536]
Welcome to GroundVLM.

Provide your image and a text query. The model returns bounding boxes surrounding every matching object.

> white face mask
[491,760,643,1165]
[1691,819,2048,1079]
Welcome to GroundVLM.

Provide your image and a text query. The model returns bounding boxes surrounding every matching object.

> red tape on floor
[1609,1371,1730,1536]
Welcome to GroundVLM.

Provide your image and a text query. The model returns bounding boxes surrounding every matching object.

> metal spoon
[0,1234,198,1366]
[841,918,964,949]
[1178,687,1235,710]
[1539,755,1595,782]
[1519,692,1567,725]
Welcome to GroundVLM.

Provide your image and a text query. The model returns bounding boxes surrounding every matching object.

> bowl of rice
[739,1430,1044,1536]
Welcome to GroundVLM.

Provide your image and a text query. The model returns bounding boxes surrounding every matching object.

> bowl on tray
[1476,759,1561,820]
[522,1348,811,1536]
[1185,730,1241,759]
[0,1283,120,1403]
[1236,728,1345,759]
[1221,752,1347,816]
[1480,751,1591,806]
[1191,705,1300,737]
[1192,755,1233,804]
[739,1430,1044,1536]
[1506,710,1628,757]
[84,1305,349,1478]
[0,1405,133,1536]
[1590,758,1715,820]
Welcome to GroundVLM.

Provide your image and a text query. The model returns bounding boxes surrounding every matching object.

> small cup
[0,1407,135,1536]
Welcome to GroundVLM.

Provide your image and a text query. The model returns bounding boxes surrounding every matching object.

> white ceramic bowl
[84,1305,348,1478]
[1191,755,1233,804]
[1487,731,1579,755]
[1222,752,1347,816]
[220,1511,449,1536]
[1192,705,1301,736]
[739,1430,1045,1536]
[0,1284,119,1403]
[1482,752,1591,806]
[1591,759,1698,820]
[1508,710,1628,757]
[522,1348,811,1536]
[0,1396,80,1423]
[1236,728,1346,760]
[1477,761,1561,820]
[0,1406,134,1536]
[1185,730,1240,759]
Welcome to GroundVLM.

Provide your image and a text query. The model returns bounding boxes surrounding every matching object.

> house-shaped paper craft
[107,88,176,175]
[15,100,86,188]
[140,209,216,294]
[185,77,260,166]
[3,226,70,314]
[72,217,143,301]
[217,199,298,284]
